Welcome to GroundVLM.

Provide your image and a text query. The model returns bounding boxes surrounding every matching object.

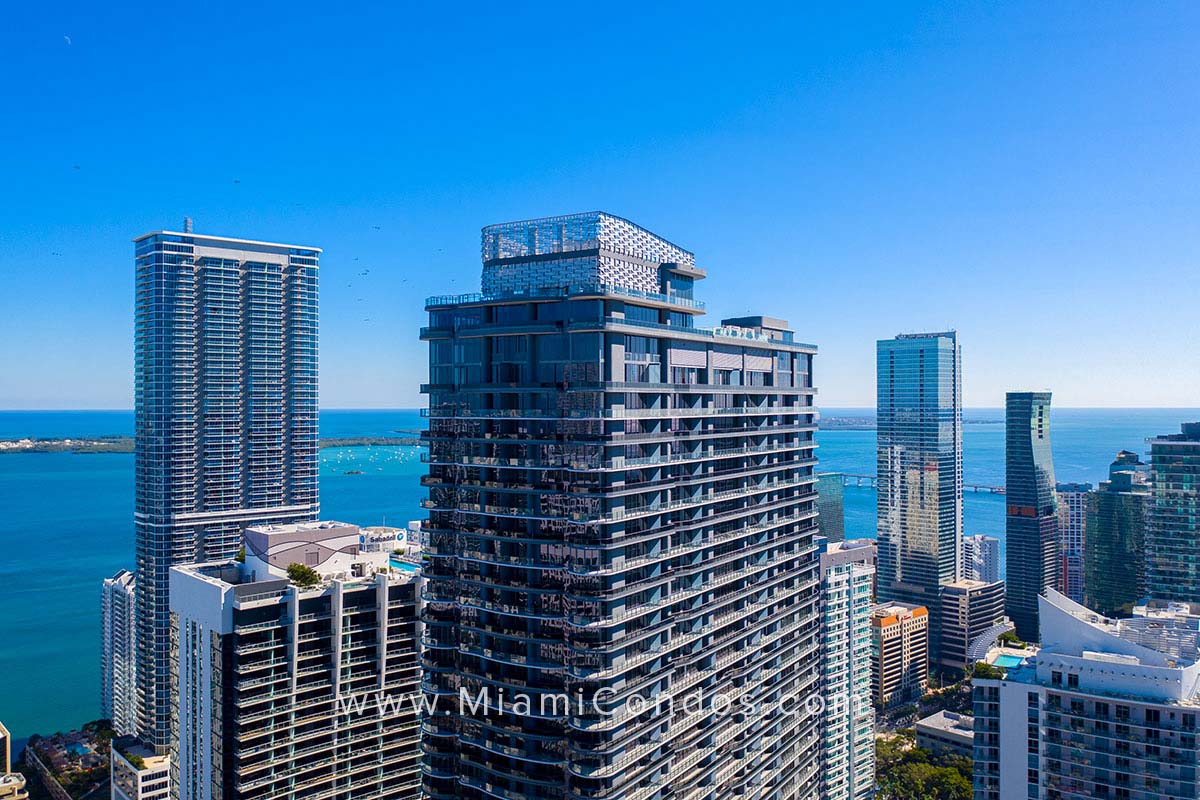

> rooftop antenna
[183,216,193,233]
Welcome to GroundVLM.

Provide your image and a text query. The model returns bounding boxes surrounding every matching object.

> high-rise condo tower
[420,212,823,800]
[132,228,320,750]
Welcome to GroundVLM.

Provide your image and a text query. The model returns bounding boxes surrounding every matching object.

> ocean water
[0,406,1195,742]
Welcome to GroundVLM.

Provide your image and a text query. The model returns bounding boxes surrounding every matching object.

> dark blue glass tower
[420,212,823,800]
[1004,391,1057,642]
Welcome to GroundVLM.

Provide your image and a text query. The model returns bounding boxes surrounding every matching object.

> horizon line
[4,406,1200,413]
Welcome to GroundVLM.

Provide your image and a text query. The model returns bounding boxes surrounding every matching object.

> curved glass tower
[420,212,823,800]
[1004,391,1057,642]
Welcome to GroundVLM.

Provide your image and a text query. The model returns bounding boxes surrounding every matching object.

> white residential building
[819,544,876,799]
[961,534,1000,584]
[101,569,137,736]
[169,521,422,800]
[111,739,169,800]
[1055,482,1091,603]
[973,589,1200,800]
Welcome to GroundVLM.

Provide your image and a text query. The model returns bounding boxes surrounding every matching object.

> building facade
[915,711,974,759]
[0,722,27,800]
[420,212,823,800]
[111,740,170,800]
[1146,423,1200,603]
[132,228,321,749]
[876,332,962,660]
[102,569,138,737]
[823,539,878,599]
[938,579,1006,675]
[973,590,1200,800]
[871,602,929,709]
[961,534,1000,585]
[1084,453,1150,618]
[816,472,846,543]
[169,522,421,800]
[1054,483,1091,603]
[1004,391,1058,643]
[818,544,875,800]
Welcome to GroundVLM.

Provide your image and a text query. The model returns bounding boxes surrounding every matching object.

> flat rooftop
[114,738,170,771]
[246,520,356,535]
[829,539,875,552]
[133,229,322,253]
[916,710,975,738]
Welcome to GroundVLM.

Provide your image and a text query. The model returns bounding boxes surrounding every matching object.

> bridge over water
[838,473,1005,494]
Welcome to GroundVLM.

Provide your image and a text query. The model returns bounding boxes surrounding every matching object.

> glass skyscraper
[875,331,962,661]
[816,472,846,543]
[1004,391,1058,642]
[1083,452,1149,617]
[420,212,823,800]
[132,228,320,750]
[1145,422,1200,603]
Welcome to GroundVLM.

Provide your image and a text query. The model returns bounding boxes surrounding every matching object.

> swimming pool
[992,654,1025,668]
[389,559,420,572]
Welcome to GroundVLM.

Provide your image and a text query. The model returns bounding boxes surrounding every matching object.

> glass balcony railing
[425,283,705,312]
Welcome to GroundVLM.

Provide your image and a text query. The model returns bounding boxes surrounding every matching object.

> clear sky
[1,2,1196,409]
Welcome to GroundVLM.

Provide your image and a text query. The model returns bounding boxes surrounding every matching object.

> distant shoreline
[0,420,1015,451]
[0,434,426,454]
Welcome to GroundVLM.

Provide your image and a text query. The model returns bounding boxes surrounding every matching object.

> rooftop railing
[425,283,705,311]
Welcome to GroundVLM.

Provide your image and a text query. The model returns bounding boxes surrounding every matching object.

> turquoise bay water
[0,407,1195,742]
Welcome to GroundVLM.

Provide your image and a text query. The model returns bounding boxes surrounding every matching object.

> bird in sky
[64,35,71,45]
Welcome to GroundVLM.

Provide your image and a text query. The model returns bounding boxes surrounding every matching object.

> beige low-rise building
[915,710,975,759]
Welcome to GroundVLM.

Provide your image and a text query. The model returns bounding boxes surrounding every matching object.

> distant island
[0,435,425,454]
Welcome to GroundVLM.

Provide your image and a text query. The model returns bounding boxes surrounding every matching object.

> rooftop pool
[992,654,1025,668]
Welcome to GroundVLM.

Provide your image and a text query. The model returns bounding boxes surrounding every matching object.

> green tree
[875,733,972,800]
[973,661,1005,680]
[286,563,321,587]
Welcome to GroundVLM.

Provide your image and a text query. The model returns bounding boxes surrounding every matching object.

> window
[625,305,658,324]
[494,304,530,323]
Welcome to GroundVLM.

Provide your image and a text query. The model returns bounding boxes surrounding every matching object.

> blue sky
[1,2,1196,409]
